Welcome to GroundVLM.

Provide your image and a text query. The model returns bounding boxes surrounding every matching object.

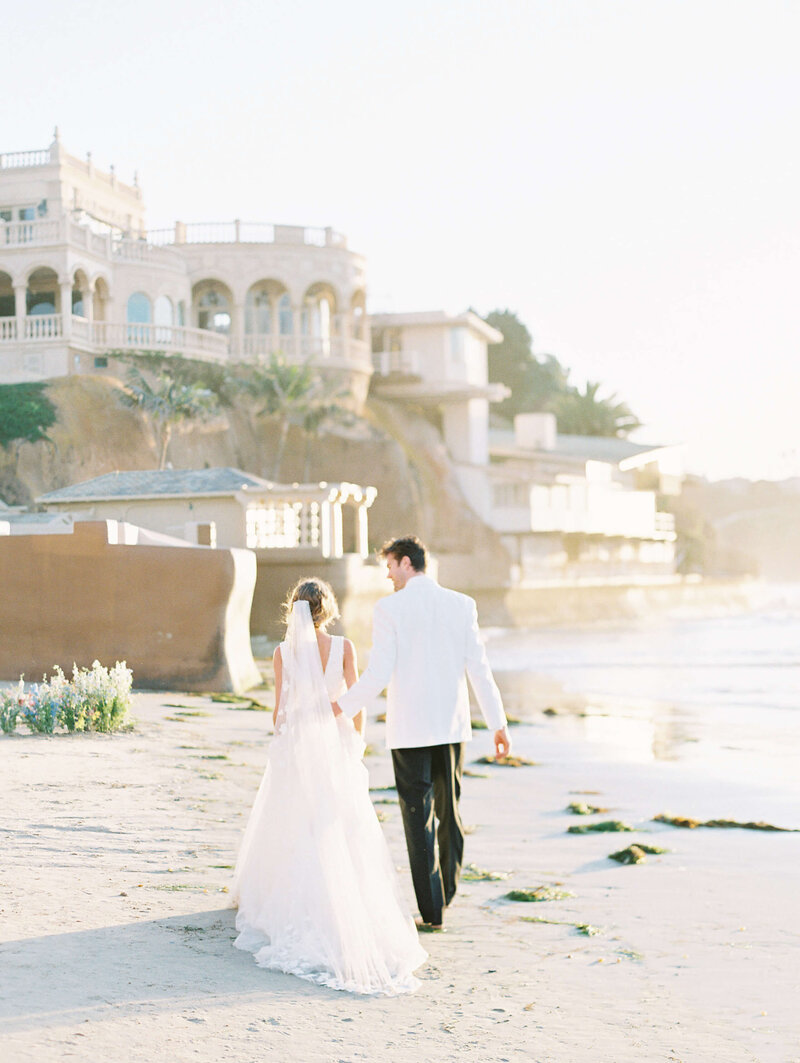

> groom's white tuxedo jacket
[337,574,506,750]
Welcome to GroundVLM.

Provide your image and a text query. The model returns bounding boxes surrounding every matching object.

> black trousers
[391,742,465,926]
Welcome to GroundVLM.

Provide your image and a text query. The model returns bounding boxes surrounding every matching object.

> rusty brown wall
[0,522,261,692]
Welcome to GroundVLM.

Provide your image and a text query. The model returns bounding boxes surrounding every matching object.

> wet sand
[1,687,797,1063]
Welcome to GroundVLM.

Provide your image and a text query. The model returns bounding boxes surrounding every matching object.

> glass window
[27,292,56,315]
[177,301,186,326]
[198,288,230,334]
[72,288,85,317]
[278,293,293,335]
[126,292,152,323]
[246,289,272,334]
[18,207,35,221]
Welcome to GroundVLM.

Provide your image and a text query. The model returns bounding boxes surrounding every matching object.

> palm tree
[554,381,642,438]
[244,355,323,479]
[118,366,218,469]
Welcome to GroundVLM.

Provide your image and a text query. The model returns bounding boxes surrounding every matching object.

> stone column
[356,502,370,558]
[14,284,26,339]
[231,303,244,361]
[292,308,302,361]
[331,500,344,558]
[60,281,73,339]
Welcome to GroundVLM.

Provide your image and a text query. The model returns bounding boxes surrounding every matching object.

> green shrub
[0,382,57,448]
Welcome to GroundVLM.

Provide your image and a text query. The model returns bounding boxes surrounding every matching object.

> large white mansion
[1,131,680,582]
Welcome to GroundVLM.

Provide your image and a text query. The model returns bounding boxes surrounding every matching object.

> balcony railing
[145,221,348,249]
[0,315,374,373]
[1,218,63,246]
[25,314,63,340]
[234,334,371,370]
[111,238,186,270]
[0,149,51,169]
[86,321,228,361]
[372,349,421,376]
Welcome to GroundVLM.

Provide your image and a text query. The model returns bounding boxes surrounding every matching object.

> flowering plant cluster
[0,661,133,735]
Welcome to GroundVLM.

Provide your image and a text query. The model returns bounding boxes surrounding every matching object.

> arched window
[126,292,152,324]
[246,289,272,334]
[198,288,230,334]
[278,293,293,335]
[177,301,186,327]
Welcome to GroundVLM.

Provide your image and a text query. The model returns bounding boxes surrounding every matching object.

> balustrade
[24,314,62,340]
[1,218,62,246]
[111,238,185,269]
[0,319,17,341]
[143,221,347,248]
[0,149,51,169]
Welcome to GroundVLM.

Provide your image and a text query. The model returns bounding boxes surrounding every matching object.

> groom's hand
[494,726,511,759]
[331,701,343,717]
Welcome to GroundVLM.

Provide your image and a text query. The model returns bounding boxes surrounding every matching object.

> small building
[487,413,682,583]
[37,467,377,558]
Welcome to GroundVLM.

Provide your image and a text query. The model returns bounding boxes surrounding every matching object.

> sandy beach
[1,680,798,1063]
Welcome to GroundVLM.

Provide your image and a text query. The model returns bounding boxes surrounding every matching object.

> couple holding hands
[232,536,510,996]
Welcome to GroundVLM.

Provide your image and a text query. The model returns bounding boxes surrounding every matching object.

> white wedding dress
[232,601,426,995]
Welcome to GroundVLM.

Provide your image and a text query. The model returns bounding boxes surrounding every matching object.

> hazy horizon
[5,0,797,482]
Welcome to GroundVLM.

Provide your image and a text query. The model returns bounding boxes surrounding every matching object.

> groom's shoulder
[434,581,476,614]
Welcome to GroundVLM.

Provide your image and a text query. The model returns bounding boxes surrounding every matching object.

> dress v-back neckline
[320,635,340,677]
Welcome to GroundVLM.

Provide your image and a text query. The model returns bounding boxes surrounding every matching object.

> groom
[335,536,510,931]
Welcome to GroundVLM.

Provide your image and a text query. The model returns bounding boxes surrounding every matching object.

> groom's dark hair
[381,536,427,572]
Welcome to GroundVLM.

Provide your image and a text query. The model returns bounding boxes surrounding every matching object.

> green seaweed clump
[568,801,610,815]
[567,820,635,834]
[522,916,602,936]
[654,813,798,832]
[461,863,511,882]
[505,886,575,902]
[209,694,269,711]
[609,844,669,865]
[474,754,536,767]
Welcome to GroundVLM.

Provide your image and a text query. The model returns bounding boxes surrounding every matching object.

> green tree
[553,381,642,438]
[0,382,57,449]
[117,366,218,469]
[485,309,571,419]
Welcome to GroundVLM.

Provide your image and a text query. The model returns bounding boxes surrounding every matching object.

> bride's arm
[343,639,364,738]
[272,646,283,729]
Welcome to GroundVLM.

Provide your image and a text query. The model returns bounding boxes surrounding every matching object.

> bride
[232,577,427,995]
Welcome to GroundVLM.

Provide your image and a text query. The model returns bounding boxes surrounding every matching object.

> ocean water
[484,583,800,798]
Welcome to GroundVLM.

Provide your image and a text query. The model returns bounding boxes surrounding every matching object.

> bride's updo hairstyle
[283,577,340,631]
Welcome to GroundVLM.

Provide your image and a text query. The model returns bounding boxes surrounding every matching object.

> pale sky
[6,0,799,480]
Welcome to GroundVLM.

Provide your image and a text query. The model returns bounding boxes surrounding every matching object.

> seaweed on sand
[654,813,799,832]
[521,916,602,936]
[463,769,490,779]
[567,801,610,815]
[461,863,511,882]
[609,844,670,865]
[505,886,575,902]
[567,820,635,834]
[209,694,269,711]
[474,754,536,767]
